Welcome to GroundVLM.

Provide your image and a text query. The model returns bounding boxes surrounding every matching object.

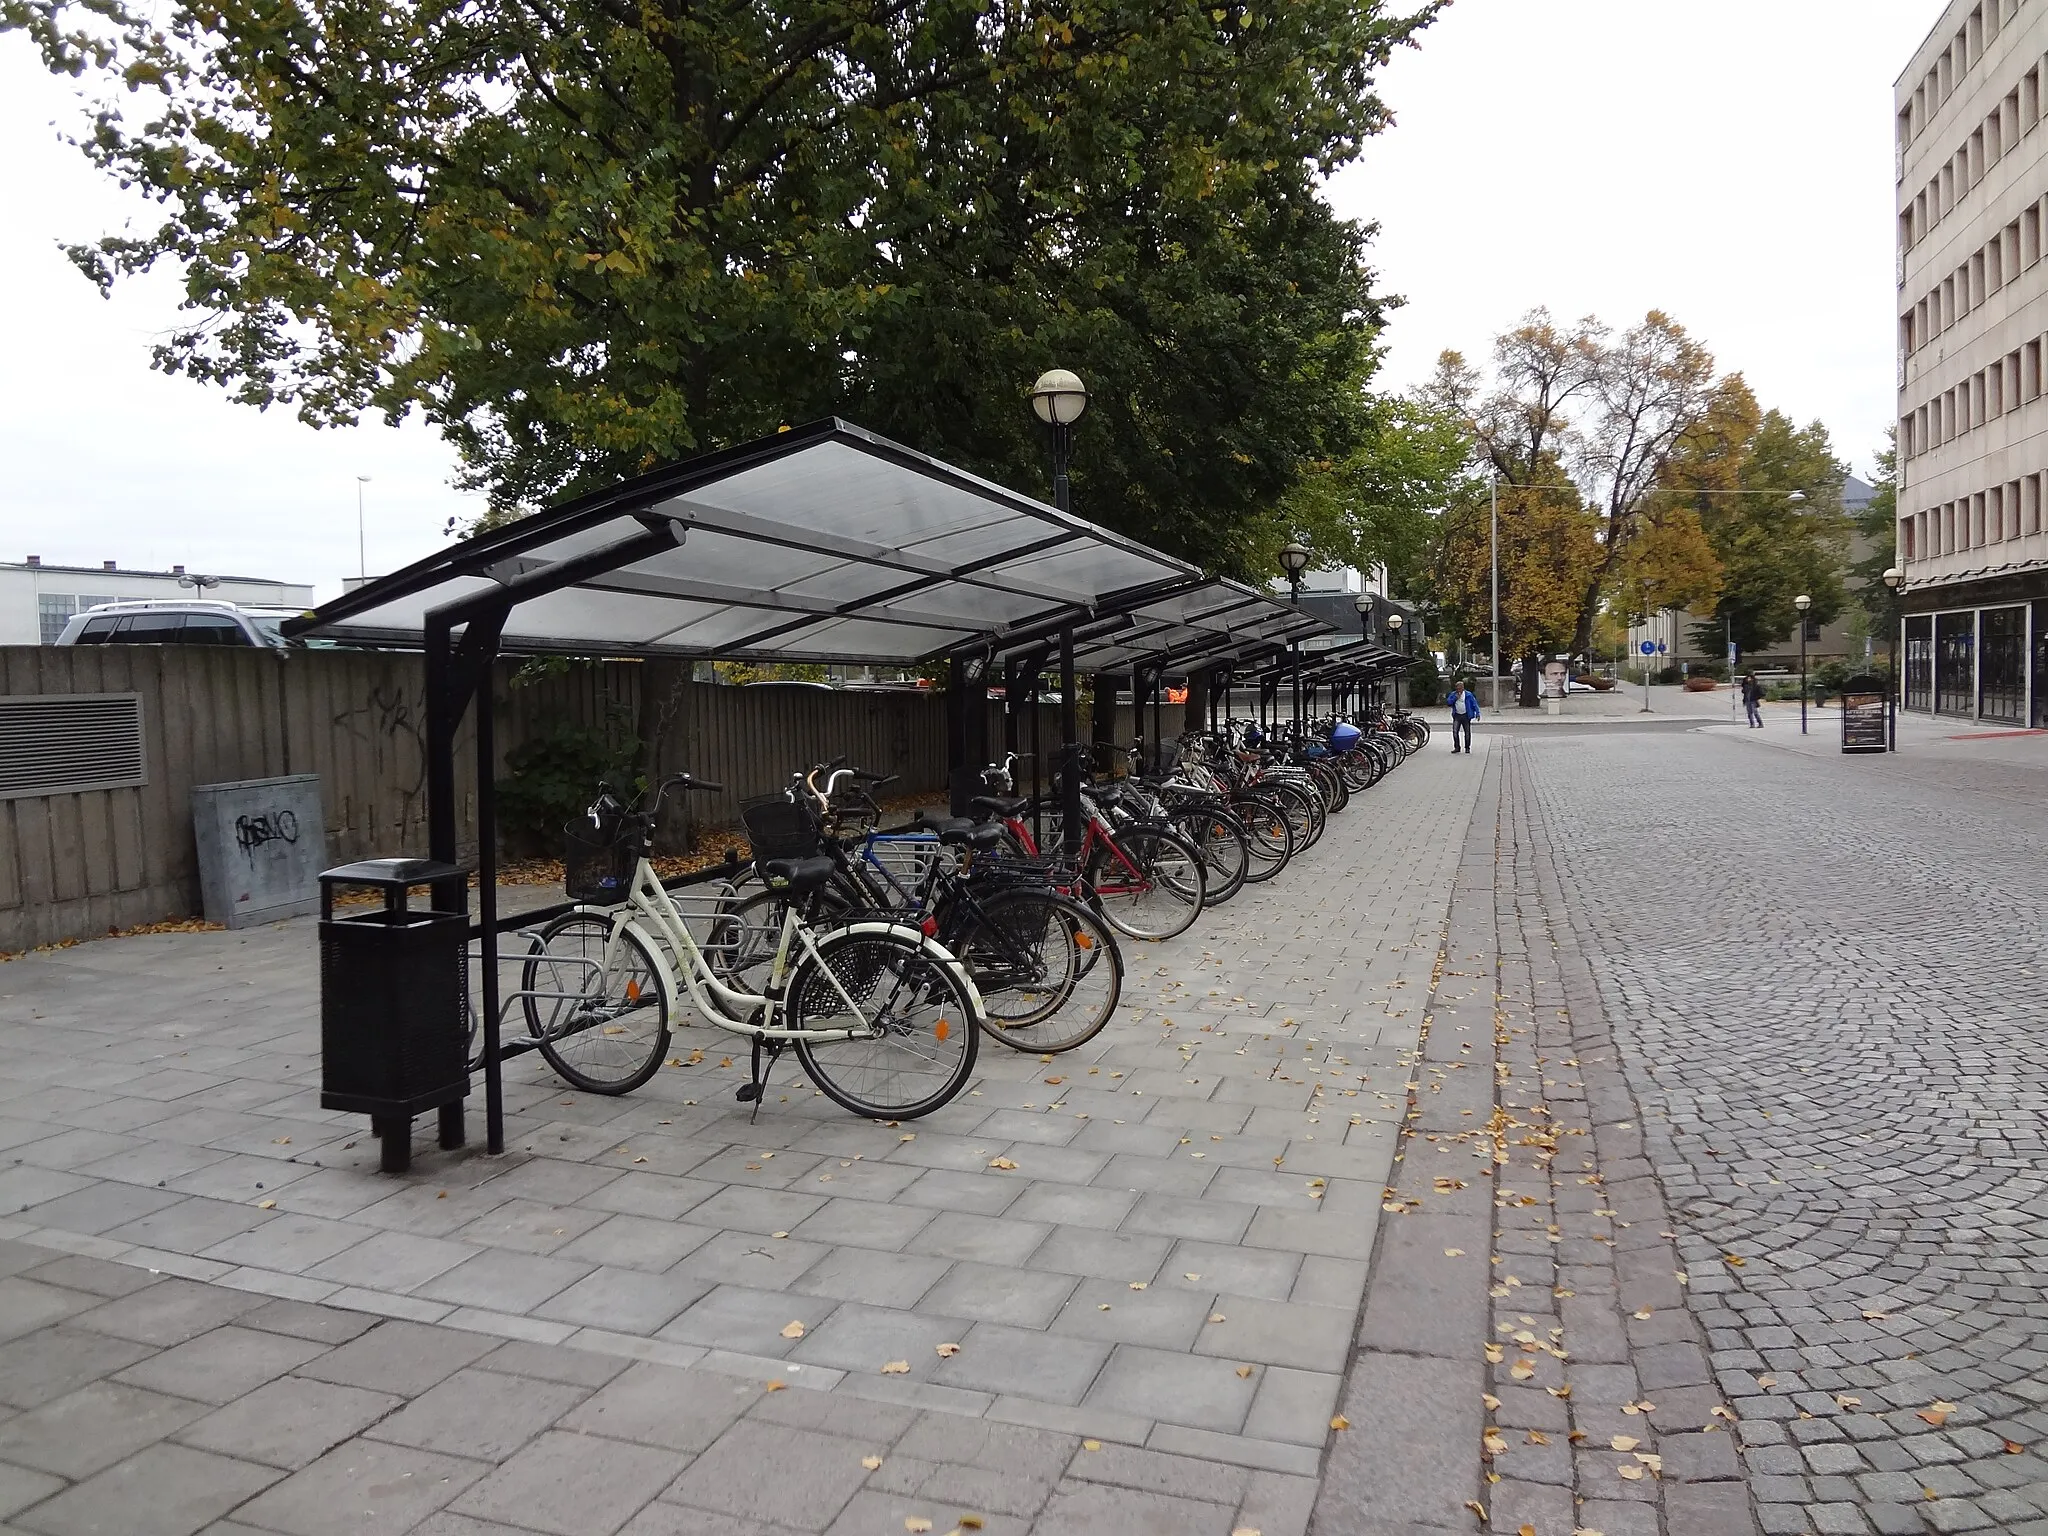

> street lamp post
[1279,542,1310,736]
[356,475,372,581]
[1793,593,1813,735]
[1030,370,1089,515]
[1353,593,1372,722]
[1387,612,1405,711]
[1883,566,1903,751]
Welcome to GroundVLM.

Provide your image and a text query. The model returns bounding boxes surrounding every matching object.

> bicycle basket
[563,816,638,903]
[740,794,822,860]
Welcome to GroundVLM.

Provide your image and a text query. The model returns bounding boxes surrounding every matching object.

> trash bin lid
[319,857,471,889]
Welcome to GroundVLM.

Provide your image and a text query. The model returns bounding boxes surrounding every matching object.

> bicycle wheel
[789,927,980,1119]
[523,913,671,1094]
[1174,809,1249,905]
[954,887,1123,1051]
[1084,825,1205,941]
[1233,796,1294,883]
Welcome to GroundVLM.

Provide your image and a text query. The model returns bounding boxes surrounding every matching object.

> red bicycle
[971,754,1206,942]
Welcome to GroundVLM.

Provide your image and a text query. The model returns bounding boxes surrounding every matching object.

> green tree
[1848,435,1899,659]
[7,0,1442,577]
[1675,392,1850,658]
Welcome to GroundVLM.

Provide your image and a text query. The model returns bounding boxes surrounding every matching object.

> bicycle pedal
[735,1083,763,1103]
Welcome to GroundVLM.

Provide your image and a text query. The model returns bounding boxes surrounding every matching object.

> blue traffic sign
[1656,641,1667,653]
[1638,641,1657,655]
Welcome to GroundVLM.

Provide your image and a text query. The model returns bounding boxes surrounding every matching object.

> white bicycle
[510,774,983,1119]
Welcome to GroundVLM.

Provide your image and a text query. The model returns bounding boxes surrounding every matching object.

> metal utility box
[318,858,470,1173]
[192,774,326,928]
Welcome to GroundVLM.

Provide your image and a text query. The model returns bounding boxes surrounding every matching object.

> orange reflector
[1075,933,1094,951]
[625,979,641,1001]
[934,1018,951,1041]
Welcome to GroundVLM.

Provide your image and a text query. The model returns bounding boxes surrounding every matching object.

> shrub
[496,708,644,855]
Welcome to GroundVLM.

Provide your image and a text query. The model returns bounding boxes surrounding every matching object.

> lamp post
[1387,611,1405,711]
[1793,593,1813,735]
[1353,593,1373,720]
[356,475,372,581]
[1278,542,1310,735]
[1883,566,1903,751]
[1030,370,1089,514]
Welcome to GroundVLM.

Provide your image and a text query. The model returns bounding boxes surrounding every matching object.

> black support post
[1060,627,1081,858]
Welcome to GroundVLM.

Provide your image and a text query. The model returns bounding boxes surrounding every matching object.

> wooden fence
[0,646,1191,953]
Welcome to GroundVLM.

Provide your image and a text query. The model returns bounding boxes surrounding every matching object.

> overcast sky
[0,0,1942,600]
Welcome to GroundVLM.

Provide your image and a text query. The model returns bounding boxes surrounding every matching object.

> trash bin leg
[372,1116,411,1174]
[437,1102,465,1150]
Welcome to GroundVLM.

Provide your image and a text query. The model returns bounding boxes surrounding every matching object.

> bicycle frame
[570,857,945,1044]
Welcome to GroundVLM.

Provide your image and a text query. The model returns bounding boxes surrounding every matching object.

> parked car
[56,600,315,648]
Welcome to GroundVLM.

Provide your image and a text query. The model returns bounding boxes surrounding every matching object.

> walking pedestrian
[1446,677,1480,753]
[1741,671,1764,729]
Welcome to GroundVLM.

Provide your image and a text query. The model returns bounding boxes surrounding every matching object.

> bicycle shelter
[283,418,1267,1155]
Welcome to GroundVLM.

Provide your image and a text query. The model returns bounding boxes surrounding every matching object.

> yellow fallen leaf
[862,1455,883,1470]
[900,1133,916,1142]
[1082,1439,1102,1451]
[764,1380,786,1392]
[1236,1365,1254,1378]
[936,1342,960,1357]
[1617,1464,1643,1481]
[1208,1313,1226,1323]
[1445,1248,1465,1257]
[1527,1430,1550,1445]
[1482,1393,1501,1410]
[1128,1281,1147,1291]
[1610,1435,1639,1452]
[1484,1344,1504,1363]
[1634,1452,1661,1471]
[1917,1403,1953,1426]
[1508,1360,1535,1380]
[1756,1374,1777,1389]
[1464,1501,1487,1520]
[905,1520,932,1534]
[960,1520,985,1532]
[1520,1525,1537,1536]
[881,1361,910,1374]
[1184,1272,1201,1282]
[1328,1415,1349,1430]
[256,1199,276,1210]
[1835,1395,1861,1409]
[1483,1432,1508,1455]
[1723,1254,1744,1267]
[1632,1307,1653,1320]
[781,1321,806,1339]
[1233,1528,1263,1536]
[989,1158,1018,1170]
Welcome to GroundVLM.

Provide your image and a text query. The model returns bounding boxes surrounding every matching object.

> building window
[1935,612,1975,715]
[37,595,78,645]
[2029,474,2044,534]
[1905,615,1934,710]
[1980,606,2026,721]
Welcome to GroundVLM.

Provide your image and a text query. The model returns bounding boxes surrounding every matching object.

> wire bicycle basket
[739,794,823,862]
[563,815,639,903]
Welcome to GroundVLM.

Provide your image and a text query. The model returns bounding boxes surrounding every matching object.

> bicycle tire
[954,888,1123,1052]
[523,912,672,1094]
[1232,796,1295,882]
[1174,808,1249,905]
[789,926,980,1119]
[1084,824,1205,941]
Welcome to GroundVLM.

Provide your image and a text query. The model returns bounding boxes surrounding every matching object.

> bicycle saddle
[759,855,836,895]
[969,794,1029,818]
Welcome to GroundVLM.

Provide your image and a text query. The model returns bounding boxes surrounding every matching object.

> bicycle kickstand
[736,1032,778,1122]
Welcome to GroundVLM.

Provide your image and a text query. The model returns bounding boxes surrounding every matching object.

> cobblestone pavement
[0,747,1482,1534]
[1514,728,2048,1536]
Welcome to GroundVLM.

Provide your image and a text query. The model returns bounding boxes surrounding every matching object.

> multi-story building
[0,558,314,646]
[1895,0,2048,724]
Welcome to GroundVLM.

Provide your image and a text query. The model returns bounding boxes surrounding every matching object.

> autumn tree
[5,0,1444,576]
[1849,436,1899,652]
[1420,309,1721,701]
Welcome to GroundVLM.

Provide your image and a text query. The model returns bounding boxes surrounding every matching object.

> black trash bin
[318,858,472,1173]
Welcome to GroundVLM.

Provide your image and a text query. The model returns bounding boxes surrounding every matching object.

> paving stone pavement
[1510,727,2048,1536]
[0,745,1485,1534]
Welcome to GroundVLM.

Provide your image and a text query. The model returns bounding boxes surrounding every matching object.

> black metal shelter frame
[283,421,1344,1156]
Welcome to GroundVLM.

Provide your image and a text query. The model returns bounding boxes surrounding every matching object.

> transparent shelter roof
[287,421,1201,663]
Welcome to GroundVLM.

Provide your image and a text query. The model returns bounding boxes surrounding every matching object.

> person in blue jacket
[1446,679,1480,753]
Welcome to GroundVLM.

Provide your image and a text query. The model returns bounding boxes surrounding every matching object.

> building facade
[0,558,314,646]
[1896,0,2048,724]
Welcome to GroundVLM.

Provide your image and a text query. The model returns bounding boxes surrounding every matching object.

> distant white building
[1,557,315,645]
